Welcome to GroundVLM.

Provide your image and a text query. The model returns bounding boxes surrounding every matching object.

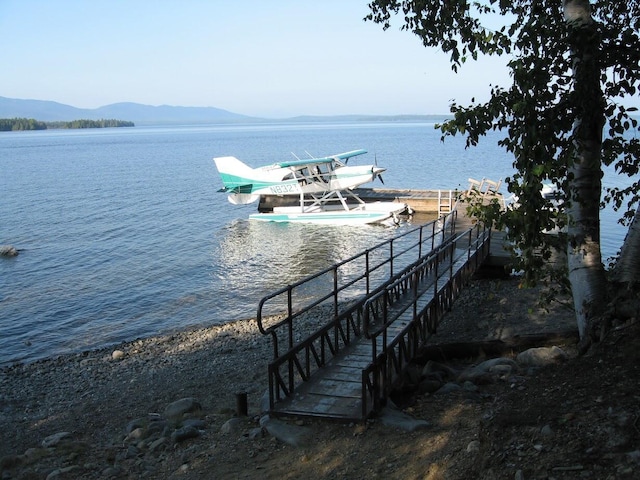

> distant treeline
[0,118,135,131]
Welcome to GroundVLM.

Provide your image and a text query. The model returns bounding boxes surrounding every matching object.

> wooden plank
[314,364,364,381]
[348,343,374,355]
[272,375,364,419]
[274,394,362,419]
[307,379,361,398]
[323,370,363,382]
[331,357,371,369]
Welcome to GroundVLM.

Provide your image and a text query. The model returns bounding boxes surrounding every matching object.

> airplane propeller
[373,154,385,184]
[373,165,386,185]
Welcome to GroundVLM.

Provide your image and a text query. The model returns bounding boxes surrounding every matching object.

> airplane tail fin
[213,156,255,186]
[213,156,260,204]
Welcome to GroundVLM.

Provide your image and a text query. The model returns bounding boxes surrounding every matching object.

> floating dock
[260,187,461,217]
[352,187,460,215]
[355,187,511,270]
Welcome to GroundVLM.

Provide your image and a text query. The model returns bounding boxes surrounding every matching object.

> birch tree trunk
[563,0,607,344]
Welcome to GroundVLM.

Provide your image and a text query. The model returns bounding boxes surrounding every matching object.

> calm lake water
[0,122,628,365]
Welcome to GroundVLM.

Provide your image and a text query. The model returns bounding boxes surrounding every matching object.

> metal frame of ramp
[257,214,491,420]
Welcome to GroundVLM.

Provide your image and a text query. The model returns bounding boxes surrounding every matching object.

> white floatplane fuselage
[213,149,411,225]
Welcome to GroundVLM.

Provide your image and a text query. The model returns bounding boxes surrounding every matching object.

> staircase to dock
[256,211,494,421]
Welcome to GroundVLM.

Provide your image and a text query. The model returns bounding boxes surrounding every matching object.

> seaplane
[213,149,412,225]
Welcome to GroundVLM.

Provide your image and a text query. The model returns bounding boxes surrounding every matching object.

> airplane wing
[276,157,334,168]
[332,149,367,161]
[276,149,368,169]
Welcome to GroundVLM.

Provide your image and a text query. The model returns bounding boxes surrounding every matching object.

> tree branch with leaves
[366,0,640,348]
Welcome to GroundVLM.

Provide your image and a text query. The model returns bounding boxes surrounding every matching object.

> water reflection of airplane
[213,149,412,225]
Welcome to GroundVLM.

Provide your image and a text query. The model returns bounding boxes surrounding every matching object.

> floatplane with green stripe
[213,149,412,225]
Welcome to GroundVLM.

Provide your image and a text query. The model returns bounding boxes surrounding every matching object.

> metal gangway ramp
[257,211,492,421]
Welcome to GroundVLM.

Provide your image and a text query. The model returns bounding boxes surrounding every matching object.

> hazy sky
[0,0,514,117]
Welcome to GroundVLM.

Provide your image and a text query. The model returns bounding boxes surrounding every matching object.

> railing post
[269,364,275,409]
[383,290,388,344]
[451,210,457,236]
[433,252,439,297]
[333,265,339,318]
[412,269,418,320]
[287,285,294,350]
[362,370,369,419]
[287,285,294,396]
[431,219,436,251]
[449,239,454,281]
[365,250,370,295]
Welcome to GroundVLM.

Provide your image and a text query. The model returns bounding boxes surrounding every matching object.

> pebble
[41,432,71,448]
[541,424,553,436]
[45,465,80,479]
[149,437,168,453]
[111,350,125,361]
[434,382,462,395]
[171,425,201,443]
[466,440,480,453]
[626,449,640,462]
[220,417,242,434]
[516,346,568,366]
[164,397,202,418]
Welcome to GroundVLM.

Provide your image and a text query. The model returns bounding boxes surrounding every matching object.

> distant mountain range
[0,96,447,125]
[0,96,256,125]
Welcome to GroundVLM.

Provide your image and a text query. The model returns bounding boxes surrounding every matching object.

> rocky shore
[0,299,336,479]
[1,276,638,479]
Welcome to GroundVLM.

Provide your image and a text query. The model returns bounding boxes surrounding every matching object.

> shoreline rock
[0,245,19,257]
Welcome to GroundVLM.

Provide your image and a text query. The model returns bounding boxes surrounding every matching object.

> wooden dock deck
[352,187,460,216]
[262,187,466,217]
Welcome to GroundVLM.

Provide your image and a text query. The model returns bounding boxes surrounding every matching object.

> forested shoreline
[0,117,134,131]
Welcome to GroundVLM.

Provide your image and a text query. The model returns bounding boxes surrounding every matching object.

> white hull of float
[249,202,409,226]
